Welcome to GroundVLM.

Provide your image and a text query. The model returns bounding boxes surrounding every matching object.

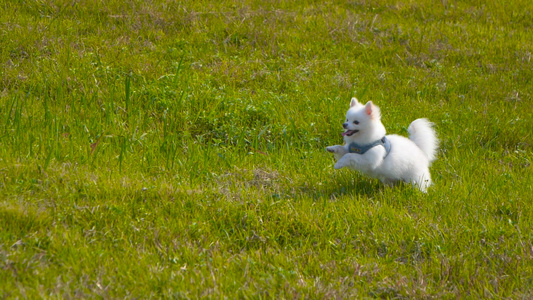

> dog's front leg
[333,153,358,169]
[326,145,348,161]
[335,149,384,171]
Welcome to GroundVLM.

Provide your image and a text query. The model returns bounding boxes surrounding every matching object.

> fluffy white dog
[327,98,439,192]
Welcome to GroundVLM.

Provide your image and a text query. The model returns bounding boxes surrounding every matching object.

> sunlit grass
[1,0,532,298]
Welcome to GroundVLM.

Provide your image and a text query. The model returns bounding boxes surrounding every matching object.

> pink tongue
[342,131,348,136]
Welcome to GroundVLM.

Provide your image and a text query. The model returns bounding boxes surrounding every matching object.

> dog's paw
[326,146,337,153]
[327,145,347,154]
[334,160,347,169]
[328,145,348,161]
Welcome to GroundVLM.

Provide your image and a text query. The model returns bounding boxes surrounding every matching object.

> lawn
[1,0,532,298]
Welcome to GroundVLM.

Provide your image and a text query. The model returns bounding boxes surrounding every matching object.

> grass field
[1,0,532,298]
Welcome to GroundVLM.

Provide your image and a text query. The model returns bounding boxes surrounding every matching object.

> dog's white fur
[327,98,439,192]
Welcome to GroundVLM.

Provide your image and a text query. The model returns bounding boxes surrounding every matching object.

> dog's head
[342,97,382,142]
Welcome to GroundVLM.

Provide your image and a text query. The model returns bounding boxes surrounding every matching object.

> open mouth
[342,130,359,137]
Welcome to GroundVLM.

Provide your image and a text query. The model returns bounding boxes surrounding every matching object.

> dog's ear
[350,97,360,107]
[364,101,373,115]
[365,101,380,119]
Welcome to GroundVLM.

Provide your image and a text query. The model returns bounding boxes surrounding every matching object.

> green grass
[1,0,532,298]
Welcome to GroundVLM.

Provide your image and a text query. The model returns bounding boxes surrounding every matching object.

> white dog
[327,98,439,192]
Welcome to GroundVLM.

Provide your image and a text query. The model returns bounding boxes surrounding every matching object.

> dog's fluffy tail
[408,118,439,164]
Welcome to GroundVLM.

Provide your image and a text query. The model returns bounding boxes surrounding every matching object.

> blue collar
[348,136,391,157]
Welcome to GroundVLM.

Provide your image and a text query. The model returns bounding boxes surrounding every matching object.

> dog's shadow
[297,173,384,201]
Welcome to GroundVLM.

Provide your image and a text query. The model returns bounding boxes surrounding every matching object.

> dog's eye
[353,120,359,125]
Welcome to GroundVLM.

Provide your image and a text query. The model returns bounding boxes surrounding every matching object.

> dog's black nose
[343,123,348,129]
